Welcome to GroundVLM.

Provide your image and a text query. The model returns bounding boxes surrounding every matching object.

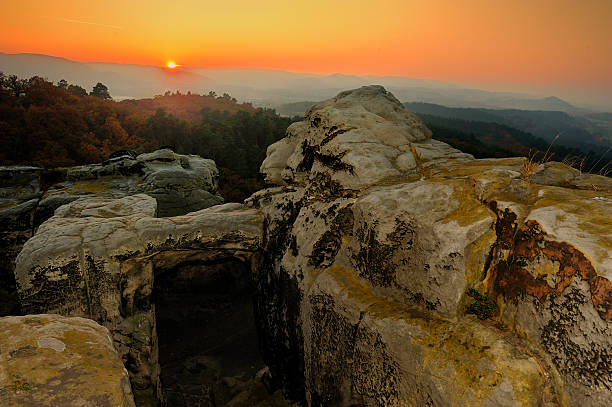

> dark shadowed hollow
[154,258,264,406]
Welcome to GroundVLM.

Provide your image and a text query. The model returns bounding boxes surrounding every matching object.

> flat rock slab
[0,314,135,407]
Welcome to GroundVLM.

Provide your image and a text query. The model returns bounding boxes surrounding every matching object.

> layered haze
[0,52,603,113]
[1,0,611,110]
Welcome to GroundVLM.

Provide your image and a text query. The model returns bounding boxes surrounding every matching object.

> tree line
[0,73,299,201]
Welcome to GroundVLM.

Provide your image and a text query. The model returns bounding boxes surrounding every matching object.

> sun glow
[166,61,177,68]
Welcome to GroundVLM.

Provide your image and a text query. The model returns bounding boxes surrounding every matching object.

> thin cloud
[60,18,123,30]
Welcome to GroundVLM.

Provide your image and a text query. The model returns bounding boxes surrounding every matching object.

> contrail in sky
[61,18,123,30]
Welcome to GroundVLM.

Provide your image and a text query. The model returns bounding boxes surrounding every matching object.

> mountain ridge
[2,51,604,111]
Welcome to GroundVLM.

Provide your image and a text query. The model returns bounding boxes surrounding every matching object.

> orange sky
[1,0,611,92]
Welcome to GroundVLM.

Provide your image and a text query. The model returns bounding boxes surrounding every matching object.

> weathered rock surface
[250,86,611,406]
[260,85,470,189]
[10,86,612,407]
[0,149,223,317]
[14,194,264,404]
[0,167,45,315]
[0,313,135,407]
[47,148,223,217]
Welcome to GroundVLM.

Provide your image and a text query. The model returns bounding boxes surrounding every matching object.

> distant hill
[587,112,612,121]
[421,115,611,174]
[276,101,317,117]
[0,52,212,99]
[3,52,608,111]
[404,102,609,151]
[118,93,256,122]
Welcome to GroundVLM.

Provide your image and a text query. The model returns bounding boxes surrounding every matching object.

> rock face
[250,86,611,406]
[0,167,44,315]
[10,86,612,407]
[46,148,223,217]
[261,85,466,189]
[0,314,135,407]
[0,149,223,317]
[14,194,264,404]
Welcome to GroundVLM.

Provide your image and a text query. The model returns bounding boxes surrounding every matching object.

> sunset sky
[1,0,611,102]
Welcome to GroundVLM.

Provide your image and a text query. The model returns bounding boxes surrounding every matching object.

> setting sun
[166,61,177,68]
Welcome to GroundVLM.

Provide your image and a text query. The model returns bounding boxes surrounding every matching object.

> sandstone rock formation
[261,86,469,189]
[10,86,612,407]
[251,86,611,406]
[15,194,264,404]
[45,148,223,217]
[0,149,223,316]
[0,314,135,407]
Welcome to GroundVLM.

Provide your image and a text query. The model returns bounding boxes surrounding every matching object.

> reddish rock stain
[490,219,611,320]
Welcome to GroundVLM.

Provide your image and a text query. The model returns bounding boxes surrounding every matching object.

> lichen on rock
[0,314,135,407]
[253,86,611,406]
[8,86,612,407]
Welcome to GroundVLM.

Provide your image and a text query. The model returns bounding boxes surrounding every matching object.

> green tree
[57,79,68,89]
[90,82,112,100]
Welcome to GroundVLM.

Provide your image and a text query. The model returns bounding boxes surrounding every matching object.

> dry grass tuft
[561,146,612,178]
[520,154,542,181]
[599,161,612,177]
[562,154,589,175]
[520,135,559,181]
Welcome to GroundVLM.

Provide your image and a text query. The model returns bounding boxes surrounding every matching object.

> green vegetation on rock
[466,288,498,320]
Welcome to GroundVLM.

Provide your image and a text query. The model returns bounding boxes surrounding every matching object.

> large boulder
[261,85,470,189]
[0,314,135,407]
[249,86,611,406]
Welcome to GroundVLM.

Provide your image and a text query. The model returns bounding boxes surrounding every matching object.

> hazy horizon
[2,1,611,110]
[2,51,611,113]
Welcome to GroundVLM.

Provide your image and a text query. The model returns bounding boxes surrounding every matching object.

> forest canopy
[2,73,607,202]
[0,73,298,200]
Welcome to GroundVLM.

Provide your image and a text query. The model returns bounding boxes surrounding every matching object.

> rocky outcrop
[14,194,264,404]
[10,86,612,406]
[0,314,135,406]
[0,149,223,317]
[261,86,468,189]
[250,86,611,406]
[45,148,223,217]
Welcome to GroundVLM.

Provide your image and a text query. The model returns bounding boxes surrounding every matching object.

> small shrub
[466,288,497,320]
[10,380,31,392]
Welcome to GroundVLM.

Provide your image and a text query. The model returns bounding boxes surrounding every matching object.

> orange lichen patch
[489,220,612,320]
[590,276,612,319]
